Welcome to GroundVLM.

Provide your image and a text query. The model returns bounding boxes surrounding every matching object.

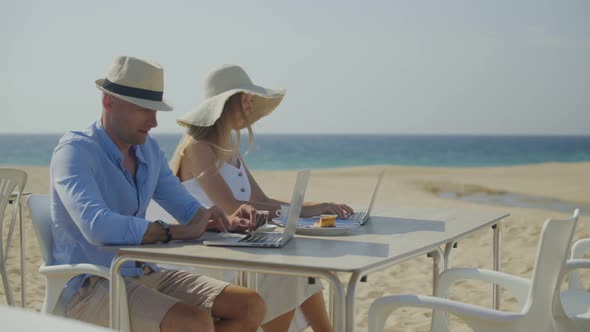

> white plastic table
[108,207,508,332]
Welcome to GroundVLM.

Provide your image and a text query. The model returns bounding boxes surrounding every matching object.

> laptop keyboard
[239,232,282,244]
[346,212,365,223]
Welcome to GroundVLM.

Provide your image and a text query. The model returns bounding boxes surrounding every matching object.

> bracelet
[154,220,172,243]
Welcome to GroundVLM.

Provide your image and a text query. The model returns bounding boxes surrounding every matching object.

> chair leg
[0,260,15,305]
[43,278,69,314]
[19,202,26,308]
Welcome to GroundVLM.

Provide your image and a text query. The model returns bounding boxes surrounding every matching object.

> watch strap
[154,220,172,243]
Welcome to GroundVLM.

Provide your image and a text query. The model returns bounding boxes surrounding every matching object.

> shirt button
[240,188,246,192]
[238,172,243,176]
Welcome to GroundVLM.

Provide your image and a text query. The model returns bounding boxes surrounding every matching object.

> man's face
[107,96,158,145]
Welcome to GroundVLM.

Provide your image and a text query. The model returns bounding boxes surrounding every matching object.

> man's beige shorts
[65,268,229,332]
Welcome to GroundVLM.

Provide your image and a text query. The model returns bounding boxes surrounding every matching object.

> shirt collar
[95,119,147,166]
[135,145,147,165]
[95,119,125,164]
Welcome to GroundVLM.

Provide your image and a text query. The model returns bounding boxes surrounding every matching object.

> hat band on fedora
[102,79,163,101]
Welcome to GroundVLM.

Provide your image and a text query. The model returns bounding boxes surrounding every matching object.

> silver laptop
[204,170,310,248]
[342,170,384,225]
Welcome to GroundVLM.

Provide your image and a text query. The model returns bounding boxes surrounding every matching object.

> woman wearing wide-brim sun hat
[146,64,353,331]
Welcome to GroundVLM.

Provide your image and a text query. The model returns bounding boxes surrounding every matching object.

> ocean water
[1,133,590,170]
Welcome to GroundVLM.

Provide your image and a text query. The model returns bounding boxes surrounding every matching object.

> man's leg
[160,302,214,332]
[211,284,266,332]
[65,276,215,332]
[143,269,265,332]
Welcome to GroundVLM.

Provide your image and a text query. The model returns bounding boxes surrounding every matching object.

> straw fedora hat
[95,56,173,112]
[177,64,285,128]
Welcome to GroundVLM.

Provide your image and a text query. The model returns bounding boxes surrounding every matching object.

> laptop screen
[363,170,385,223]
[283,170,310,236]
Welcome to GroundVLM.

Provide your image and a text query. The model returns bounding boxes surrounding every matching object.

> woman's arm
[240,154,287,206]
[241,155,354,218]
[186,142,283,216]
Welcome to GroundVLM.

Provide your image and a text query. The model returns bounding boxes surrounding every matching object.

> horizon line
[1,132,590,137]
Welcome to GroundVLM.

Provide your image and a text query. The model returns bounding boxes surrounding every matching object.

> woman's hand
[301,203,354,219]
[186,205,230,238]
[227,204,266,233]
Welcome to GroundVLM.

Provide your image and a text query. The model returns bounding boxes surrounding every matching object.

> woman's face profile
[227,93,254,129]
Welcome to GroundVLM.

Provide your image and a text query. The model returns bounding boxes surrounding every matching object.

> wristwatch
[154,220,172,243]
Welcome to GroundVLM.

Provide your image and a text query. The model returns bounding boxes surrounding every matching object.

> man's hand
[177,206,231,240]
[142,205,265,244]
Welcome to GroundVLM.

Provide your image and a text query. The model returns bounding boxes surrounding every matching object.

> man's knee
[234,290,266,331]
[161,302,214,332]
[213,285,266,327]
[245,290,266,324]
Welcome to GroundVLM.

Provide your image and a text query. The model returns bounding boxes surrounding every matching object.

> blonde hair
[170,92,255,178]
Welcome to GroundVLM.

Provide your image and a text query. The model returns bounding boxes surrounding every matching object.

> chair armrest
[565,259,590,272]
[38,263,128,326]
[566,258,590,290]
[368,294,523,332]
[571,239,590,259]
[39,264,111,279]
[437,268,531,309]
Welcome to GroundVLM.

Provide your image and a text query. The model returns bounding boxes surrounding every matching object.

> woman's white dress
[146,160,323,330]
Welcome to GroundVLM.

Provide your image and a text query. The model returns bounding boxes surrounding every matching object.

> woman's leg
[261,309,296,332]
[300,292,334,332]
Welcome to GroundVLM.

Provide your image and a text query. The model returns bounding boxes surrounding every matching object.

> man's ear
[102,93,114,112]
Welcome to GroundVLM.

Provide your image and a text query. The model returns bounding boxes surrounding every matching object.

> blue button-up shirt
[50,120,202,298]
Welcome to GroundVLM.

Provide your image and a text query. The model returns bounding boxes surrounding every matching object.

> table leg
[329,271,338,328]
[427,248,444,295]
[492,223,502,310]
[239,271,259,292]
[238,271,247,287]
[110,256,122,330]
[443,241,457,271]
[110,255,131,332]
[249,272,259,292]
[345,272,362,332]
[427,244,455,331]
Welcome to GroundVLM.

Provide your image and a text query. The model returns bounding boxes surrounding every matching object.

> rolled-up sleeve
[152,153,202,224]
[52,143,149,245]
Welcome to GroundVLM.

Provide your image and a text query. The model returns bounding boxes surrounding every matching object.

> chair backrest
[26,195,53,265]
[525,209,579,317]
[0,168,28,228]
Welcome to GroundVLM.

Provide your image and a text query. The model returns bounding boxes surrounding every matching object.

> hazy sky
[1,1,589,135]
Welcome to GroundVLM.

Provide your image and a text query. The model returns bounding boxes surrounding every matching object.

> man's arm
[142,207,214,243]
[151,152,203,224]
[52,143,149,246]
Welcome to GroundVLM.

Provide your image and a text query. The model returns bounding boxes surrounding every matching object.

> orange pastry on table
[314,214,336,228]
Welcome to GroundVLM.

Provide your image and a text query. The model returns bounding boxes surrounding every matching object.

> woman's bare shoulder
[185,140,217,164]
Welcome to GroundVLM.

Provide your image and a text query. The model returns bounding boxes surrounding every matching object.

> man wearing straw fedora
[50,56,266,332]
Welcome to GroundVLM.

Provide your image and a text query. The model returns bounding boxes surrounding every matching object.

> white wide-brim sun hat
[177,64,285,129]
[95,56,173,112]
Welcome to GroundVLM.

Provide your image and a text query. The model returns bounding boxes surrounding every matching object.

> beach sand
[1,163,589,331]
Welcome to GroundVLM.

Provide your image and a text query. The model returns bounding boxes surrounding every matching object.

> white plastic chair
[0,168,27,306]
[552,237,590,331]
[367,209,580,332]
[27,194,131,331]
